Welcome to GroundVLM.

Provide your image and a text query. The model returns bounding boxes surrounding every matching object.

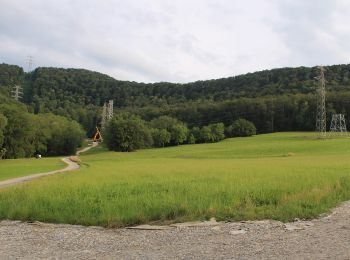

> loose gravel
[1,201,349,259]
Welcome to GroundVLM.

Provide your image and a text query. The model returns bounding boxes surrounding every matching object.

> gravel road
[1,201,349,259]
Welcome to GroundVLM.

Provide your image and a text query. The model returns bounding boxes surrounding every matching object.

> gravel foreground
[1,201,350,259]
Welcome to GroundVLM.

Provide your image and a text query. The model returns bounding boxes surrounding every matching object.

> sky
[1,0,350,83]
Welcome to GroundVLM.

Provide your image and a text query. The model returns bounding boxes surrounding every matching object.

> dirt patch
[69,156,81,163]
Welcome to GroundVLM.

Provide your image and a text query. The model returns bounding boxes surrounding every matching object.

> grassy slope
[0,132,350,227]
[0,158,65,181]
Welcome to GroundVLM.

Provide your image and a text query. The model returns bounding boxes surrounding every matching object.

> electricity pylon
[329,114,347,136]
[100,100,114,129]
[26,55,34,72]
[94,100,114,142]
[315,66,327,137]
[11,85,23,101]
[107,100,113,120]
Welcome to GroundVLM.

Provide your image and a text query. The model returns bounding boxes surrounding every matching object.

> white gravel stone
[1,201,350,259]
[229,229,247,235]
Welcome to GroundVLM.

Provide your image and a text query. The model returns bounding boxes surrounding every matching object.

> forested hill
[2,63,350,135]
[2,63,350,107]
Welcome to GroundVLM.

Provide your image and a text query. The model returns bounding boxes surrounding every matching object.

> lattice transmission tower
[329,114,347,136]
[315,66,327,137]
[11,85,23,101]
[26,55,34,72]
[100,100,114,129]
[107,100,113,121]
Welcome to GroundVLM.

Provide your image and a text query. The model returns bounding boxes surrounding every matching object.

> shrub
[150,116,188,145]
[226,119,256,137]
[105,114,153,152]
[187,134,196,144]
[199,126,212,143]
[209,123,225,142]
[0,113,7,148]
[152,128,171,147]
[189,127,201,142]
[197,123,225,143]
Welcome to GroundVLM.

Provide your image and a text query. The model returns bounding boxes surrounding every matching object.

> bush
[226,119,256,137]
[0,148,6,159]
[187,134,196,144]
[152,128,171,147]
[197,123,225,143]
[199,126,212,143]
[209,123,225,142]
[40,114,85,156]
[189,127,201,142]
[105,114,153,152]
[0,113,7,148]
[150,116,188,145]
[1,98,85,158]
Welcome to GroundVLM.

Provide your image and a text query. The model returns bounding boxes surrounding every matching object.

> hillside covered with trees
[1,63,350,156]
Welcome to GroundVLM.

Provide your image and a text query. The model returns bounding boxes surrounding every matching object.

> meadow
[0,132,350,227]
[0,157,65,181]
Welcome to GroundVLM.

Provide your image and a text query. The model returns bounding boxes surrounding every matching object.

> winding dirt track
[0,142,97,189]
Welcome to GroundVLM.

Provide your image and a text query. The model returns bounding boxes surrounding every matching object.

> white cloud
[0,0,349,82]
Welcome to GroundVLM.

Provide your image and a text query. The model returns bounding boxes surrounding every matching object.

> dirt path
[0,201,349,259]
[76,141,98,155]
[0,142,98,189]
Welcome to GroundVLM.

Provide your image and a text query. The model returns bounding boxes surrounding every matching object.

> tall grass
[1,132,350,227]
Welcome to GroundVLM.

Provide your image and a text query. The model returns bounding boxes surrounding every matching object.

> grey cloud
[273,0,350,66]
[0,0,349,83]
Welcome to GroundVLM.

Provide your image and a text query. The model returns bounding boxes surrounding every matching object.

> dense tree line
[0,94,85,159]
[125,91,350,134]
[104,113,255,152]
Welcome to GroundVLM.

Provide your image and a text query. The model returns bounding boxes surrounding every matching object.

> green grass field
[0,158,65,181]
[1,132,350,227]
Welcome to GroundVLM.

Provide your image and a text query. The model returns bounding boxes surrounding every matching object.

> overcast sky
[1,0,350,83]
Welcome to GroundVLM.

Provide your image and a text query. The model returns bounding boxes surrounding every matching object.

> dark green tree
[0,113,7,148]
[187,134,196,144]
[189,127,201,142]
[226,119,256,137]
[151,128,171,147]
[209,123,225,142]
[150,116,188,145]
[105,114,153,152]
[0,104,35,158]
[199,126,213,143]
